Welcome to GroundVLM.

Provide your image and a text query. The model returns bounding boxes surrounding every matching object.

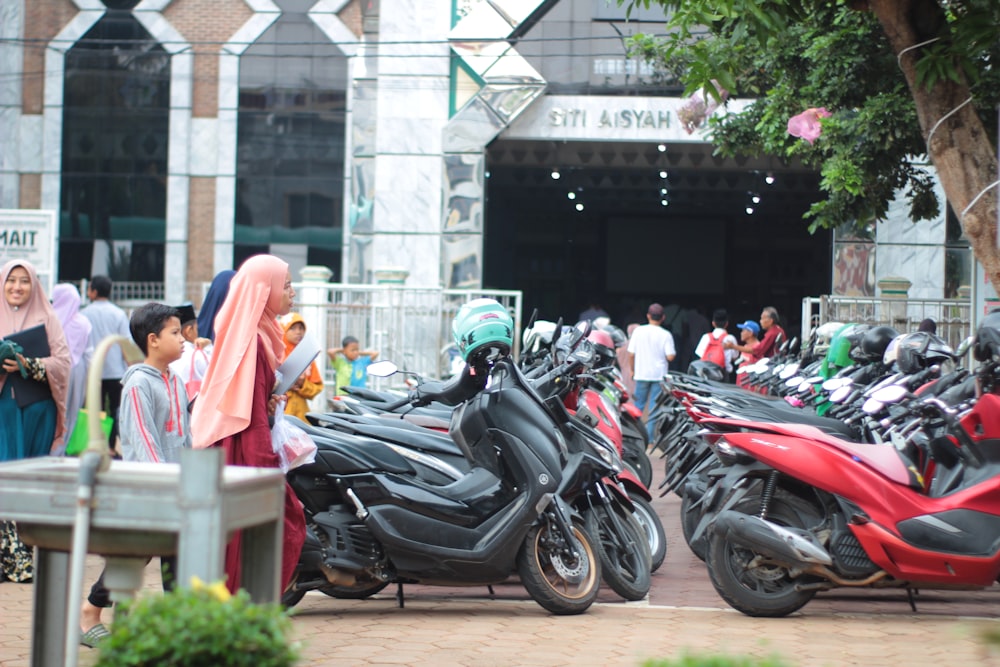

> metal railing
[288,282,522,403]
[802,294,971,352]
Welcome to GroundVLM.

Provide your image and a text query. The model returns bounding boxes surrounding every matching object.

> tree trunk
[869,0,1000,298]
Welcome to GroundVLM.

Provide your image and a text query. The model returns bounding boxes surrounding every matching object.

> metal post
[31,548,69,667]
[176,448,227,588]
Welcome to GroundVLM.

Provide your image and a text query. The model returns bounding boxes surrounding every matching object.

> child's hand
[291,372,306,391]
[327,347,342,360]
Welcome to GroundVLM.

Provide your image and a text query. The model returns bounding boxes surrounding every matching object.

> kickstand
[906,588,918,612]
[487,585,495,598]
[395,583,405,609]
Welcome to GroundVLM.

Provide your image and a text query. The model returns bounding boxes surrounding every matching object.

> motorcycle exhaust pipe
[320,562,357,587]
[715,510,833,567]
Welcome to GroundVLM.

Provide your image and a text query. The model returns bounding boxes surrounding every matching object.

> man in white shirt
[627,303,676,441]
[694,308,740,381]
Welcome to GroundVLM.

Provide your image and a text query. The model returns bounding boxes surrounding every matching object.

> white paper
[273,332,322,395]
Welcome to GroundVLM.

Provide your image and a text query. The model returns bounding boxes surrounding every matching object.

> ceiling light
[661,199,669,206]
[551,169,561,180]
[660,188,668,195]
[765,172,775,185]
[567,192,576,200]
[745,206,755,215]
[659,170,668,179]
[657,144,666,152]
[575,203,585,211]
[751,194,761,204]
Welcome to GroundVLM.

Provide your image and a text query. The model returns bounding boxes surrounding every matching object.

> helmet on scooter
[894,331,956,374]
[974,308,1000,362]
[586,329,617,367]
[822,323,868,377]
[811,321,844,358]
[687,359,725,382]
[452,298,514,362]
[522,320,556,356]
[859,325,899,361]
[598,323,627,349]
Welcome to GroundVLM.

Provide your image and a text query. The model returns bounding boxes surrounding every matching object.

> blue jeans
[632,380,662,442]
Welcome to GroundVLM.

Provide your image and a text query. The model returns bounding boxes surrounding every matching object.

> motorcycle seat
[310,434,417,475]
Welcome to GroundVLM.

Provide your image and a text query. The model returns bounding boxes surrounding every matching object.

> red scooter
[694,356,1000,617]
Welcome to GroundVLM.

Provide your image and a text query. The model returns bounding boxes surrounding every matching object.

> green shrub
[643,655,792,667]
[95,578,299,667]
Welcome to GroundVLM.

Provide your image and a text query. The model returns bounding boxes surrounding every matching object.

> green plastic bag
[65,409,113,456]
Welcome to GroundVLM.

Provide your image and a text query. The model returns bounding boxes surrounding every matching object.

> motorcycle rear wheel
[586,503,652,600]
[517,516,601,615]
[706,489,819,617]
[628,496,666,573]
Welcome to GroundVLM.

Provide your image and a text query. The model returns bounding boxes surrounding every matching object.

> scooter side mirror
[367,360,399,377]
[870,384,909,405]
[830,385,853,403]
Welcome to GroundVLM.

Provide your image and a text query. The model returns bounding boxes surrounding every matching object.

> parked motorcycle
[692,316,1000,617]
[282,299,602,614]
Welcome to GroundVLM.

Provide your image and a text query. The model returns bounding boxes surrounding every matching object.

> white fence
[801,295,971,352]
[293,282,522,403]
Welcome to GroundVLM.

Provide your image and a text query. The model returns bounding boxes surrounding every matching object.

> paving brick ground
[2,464,1000,666]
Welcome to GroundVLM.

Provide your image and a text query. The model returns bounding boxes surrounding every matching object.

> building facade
[0,0,966,314]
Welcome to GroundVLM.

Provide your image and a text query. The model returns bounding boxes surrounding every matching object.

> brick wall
[187,177,216,292]
[22,0,78,115]
[19,174,41,209]
[164,0,253,118]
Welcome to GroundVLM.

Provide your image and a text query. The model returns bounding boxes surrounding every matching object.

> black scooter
[282,349,604,615]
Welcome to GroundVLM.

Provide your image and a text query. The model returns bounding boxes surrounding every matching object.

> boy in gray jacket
[79,303,190,647]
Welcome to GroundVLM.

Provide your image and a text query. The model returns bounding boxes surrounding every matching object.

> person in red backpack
[694,309,739,381]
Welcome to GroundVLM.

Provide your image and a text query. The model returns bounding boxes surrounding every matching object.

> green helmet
[452,298,513,361]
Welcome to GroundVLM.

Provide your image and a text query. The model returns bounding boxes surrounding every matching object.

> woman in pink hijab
[51,283,93,453]
[0,260,71,583]
[191,254,305,594]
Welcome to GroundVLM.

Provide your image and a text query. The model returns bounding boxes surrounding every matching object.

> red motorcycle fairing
[718,422,1000,584]
[613,468,652,502]
[621,402,643,419]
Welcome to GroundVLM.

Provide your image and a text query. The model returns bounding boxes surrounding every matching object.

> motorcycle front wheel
[517,516,601,615]
[706,488,820,617]
[629,495,666,573]
[585,502,652,601]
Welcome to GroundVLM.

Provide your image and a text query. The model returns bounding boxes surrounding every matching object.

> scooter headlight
[588,430,623,473]
[711,437,754,466]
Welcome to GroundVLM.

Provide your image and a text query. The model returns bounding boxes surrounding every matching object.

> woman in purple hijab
[51,283,93,453]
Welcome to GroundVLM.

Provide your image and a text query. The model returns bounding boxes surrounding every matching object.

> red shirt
[752,325,786,360]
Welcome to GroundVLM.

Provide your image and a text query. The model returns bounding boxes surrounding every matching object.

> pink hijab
[51,283,92,367]
[191,255,288,449]
[0,260,72,448]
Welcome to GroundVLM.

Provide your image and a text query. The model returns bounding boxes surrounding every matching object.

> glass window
[234,5,348,278]
[512,1,679,96]
[59,10,169,281]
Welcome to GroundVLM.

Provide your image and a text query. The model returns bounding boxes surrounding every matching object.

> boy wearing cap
[168,303,212,400]
[727,306,785,363]
[729,320,762,365]
[627,303,676,441]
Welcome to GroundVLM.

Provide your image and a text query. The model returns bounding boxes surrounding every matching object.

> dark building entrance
[482,139,832,366]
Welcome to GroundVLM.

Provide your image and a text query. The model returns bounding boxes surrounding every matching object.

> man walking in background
[81,275,131,456]
[628,302,676,441]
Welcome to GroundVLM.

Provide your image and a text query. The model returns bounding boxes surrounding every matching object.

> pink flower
[678,80,729,134]
[787,107,831,144]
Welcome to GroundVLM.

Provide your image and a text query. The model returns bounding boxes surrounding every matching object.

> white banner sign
[0,209,57,292]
